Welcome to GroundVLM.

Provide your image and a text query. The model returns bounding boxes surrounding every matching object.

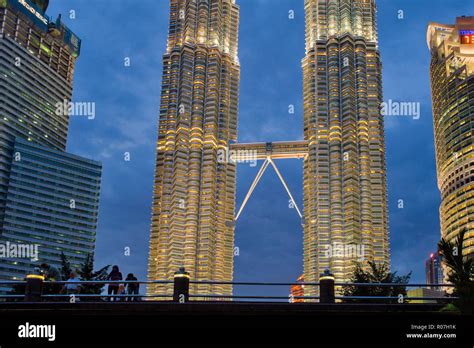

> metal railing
[0,273,459,304]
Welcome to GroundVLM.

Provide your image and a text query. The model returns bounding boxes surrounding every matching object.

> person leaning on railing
[125,273,140,302]
[61,272,81,297]
[40,263,61,282]
[40,263,62,298]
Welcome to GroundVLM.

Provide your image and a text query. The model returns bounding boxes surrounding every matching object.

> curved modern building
[427,17,474,258]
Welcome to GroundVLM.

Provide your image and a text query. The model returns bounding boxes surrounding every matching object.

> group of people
[39,263,140,302]
[107,265,140,302]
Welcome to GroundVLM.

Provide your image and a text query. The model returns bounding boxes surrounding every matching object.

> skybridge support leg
[268,158,303,219]
[233,156,304,224]
[234,159,270,222]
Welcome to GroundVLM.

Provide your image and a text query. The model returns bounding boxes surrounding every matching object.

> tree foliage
[6,253,110,302]
[438,228,474,314]
[342,261,411,303]
[77,253,110,301]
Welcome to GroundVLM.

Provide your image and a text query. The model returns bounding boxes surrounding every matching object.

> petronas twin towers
[148,0,389,297]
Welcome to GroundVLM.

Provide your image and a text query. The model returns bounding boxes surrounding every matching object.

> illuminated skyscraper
[148,0,240,297]
[427,17,474,259]
[302,0,390,293]
[425,252,444,290]
[0,0,81,228]
[0,0,101,291]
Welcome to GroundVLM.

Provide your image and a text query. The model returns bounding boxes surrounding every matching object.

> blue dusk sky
[46,0,473,296]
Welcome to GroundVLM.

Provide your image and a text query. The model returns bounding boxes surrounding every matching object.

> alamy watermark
[55,100,96,120]
[381,99,420,120]
[0,242,39,261]
[322,243,365,262]
[18,322,55,342]
[217,147,258,167]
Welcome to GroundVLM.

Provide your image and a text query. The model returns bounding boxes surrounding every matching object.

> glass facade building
[0,0,81,229]
[0,137,101,289]
[427,17,474,260]
[302,0,390,294]
[148,0,240,297]
[0,0,101,290]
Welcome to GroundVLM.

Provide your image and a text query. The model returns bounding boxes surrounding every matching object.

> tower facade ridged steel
[427,17,474,259]
[302,0,390,292]
[148,0,240,297]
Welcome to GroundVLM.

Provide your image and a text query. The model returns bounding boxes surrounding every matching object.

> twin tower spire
[148,0,389,298]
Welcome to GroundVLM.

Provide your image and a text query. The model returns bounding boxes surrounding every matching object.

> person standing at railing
[118,284,126,302]
[40,263,61,282]
[107,265,122,301]
[125,273,139,302]
[40,263,62,299]
[62,272,81,297]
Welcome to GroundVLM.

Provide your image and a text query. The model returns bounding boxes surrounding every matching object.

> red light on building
[290,274,304,303]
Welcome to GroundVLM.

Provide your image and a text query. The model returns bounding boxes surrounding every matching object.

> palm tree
[342,261,411,303]
[438,228,474,314]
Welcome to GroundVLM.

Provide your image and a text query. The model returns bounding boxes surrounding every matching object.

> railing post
[24,274,44,302]
[173,267,190,303]
[319,269,335,304]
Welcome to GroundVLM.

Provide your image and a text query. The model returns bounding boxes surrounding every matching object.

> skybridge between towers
[230,140,308,160]
[228,140,308,225]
